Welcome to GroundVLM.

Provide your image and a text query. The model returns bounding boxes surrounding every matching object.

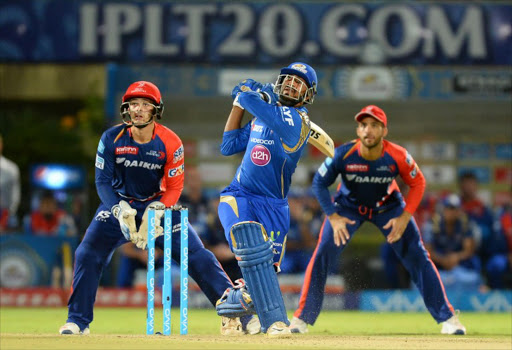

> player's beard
[361,134,382,149]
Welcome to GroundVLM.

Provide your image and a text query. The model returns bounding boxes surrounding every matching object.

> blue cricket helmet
[276,62,318,105]
[280,62,318,89]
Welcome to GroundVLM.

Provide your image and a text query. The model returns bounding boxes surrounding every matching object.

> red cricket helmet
[122,81,162,105]
[120,81,165,127]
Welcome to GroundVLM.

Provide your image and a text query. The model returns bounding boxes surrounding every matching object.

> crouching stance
[59,81,239,335]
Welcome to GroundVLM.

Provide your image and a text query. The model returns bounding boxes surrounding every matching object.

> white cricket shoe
[59,322,90,335]
[220,316,243,336]
[289,316,309,334]
[441,311,466,335]
[265,321,292,338]
[245,316,261,335]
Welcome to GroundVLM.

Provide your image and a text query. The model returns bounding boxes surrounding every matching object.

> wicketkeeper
[59,81,239,335]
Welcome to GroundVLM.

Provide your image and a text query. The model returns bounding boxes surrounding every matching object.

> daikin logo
[346,175,394,183]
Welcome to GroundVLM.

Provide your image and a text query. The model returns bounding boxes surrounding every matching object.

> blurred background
[0,0,510,311]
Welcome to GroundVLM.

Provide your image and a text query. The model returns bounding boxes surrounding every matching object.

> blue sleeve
[312,150,341,216]
[220,122,251,156]
[238,92,304,148]
[94,132,120,210]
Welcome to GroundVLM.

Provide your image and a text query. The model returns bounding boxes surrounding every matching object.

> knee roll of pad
[230,221,289,333]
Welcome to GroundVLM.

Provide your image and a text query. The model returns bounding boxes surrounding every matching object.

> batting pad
[231,221,289,333]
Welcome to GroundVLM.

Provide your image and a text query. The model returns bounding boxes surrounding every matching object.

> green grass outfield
[1,308,511,349]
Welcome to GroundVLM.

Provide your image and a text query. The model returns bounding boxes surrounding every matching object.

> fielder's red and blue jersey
[95,123,184,209]
[314,139,425,216]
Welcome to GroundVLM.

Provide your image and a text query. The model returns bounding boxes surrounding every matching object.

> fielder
[290,105,466,335]
[214,63,320,337]
[59,81,239,335]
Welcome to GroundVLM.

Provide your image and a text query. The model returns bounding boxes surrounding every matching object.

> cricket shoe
[441,310,466,335]
[244,316,261,335]
[289,316,309,334]
[59,322,90,335]
[220,316,243,336]
[265,321,292,338]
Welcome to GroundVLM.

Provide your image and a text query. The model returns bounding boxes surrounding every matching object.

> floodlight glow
[45,169,67,190]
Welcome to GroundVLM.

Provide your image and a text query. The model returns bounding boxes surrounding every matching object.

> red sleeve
[157,125,185,207]
[501,212,512,252]
[385,141,426,215]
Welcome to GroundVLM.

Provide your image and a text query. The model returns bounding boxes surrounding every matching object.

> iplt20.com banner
[1,1,510,64]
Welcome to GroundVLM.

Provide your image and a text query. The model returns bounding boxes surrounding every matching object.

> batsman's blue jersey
[218,91,311,265]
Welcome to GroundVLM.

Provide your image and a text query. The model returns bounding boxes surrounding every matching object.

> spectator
[280,192,316,274]
[117,242,165,288]
[423,194,484,291]
[203,197,242,281]
[0,133,21,232]
[485,203,512,288]
[25,191,77,237]
[179,165,209,236]
[458,172,494,259]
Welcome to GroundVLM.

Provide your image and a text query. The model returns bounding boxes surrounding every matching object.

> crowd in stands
[1,150,511,290]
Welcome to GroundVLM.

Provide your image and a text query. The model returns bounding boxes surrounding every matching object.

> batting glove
[231,79,263,99]
[259,83,279,105]
[132,201,165,249]
[112,200,137,241]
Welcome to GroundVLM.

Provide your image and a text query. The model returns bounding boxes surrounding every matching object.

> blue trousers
[218,183,289,266]
[294,203,455,324]
[66,202,232,331]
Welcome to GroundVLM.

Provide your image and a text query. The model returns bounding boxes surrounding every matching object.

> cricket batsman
[214,63,319,337]
[59,81,240,335]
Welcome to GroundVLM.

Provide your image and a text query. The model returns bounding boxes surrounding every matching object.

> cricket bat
[308,121,335,158]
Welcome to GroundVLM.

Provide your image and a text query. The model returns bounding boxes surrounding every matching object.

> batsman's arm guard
[216,279,256,317]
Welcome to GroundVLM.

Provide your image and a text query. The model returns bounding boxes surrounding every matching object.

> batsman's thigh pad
[231,221,289,333]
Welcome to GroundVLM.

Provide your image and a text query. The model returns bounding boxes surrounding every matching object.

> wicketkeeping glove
[131,201,165,249]
[111,200,137,241]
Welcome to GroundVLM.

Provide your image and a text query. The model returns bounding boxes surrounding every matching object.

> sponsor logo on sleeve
[97,140,105,154]
[318,163,328,176]
[410,165,418,178]
[115,146,139,155]
[405,152,414,166]
[250,145,271,166]
[173,146,184,163]
[95,155,104,170]
[168,164,184,177]
[346,164,369,172]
